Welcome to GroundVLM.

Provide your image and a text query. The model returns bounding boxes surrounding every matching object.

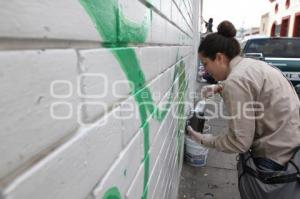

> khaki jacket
[203,56,300,165]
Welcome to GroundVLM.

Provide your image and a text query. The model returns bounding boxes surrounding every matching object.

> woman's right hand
[201,84,223,99]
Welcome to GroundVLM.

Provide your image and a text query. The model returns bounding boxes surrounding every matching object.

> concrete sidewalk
[178,82,241,199]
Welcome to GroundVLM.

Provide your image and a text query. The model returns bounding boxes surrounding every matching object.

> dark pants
[237,150,300,199]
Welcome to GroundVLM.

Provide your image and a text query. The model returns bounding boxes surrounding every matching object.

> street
[178,82,241,199]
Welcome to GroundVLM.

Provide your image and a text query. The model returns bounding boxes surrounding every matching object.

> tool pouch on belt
[240,147,300,184]
[238,147,300,199]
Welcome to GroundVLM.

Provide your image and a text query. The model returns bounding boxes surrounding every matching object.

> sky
[202,0,272,31]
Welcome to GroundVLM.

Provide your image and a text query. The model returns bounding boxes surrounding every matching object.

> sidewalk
[178,82,241,199]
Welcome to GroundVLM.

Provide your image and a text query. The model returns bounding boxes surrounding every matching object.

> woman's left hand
[187,126,213,146]
[187,126,204,144]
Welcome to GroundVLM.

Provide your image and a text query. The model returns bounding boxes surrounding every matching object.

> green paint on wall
[79,0,188,198]
[79,0,149,45]
[79,0,118,43]
[176,61,187,165]
[102,187,121,199]
[111,48,150,198]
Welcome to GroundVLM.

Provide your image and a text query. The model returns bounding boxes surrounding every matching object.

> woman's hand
[201,84,223,99]
[187,126,204,144]
[187,126,213,146]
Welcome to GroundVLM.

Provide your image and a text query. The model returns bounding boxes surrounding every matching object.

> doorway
[280,16,290,36]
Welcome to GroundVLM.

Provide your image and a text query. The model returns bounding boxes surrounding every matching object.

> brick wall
[0,0,200,198]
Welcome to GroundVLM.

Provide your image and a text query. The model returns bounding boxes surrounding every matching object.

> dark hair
[198,20,240,60]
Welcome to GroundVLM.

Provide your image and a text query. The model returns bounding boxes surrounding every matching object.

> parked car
[241,37,300,94]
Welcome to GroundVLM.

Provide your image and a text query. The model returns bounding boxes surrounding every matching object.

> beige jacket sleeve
[202,77,257,153]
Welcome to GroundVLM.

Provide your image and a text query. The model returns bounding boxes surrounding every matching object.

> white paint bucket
[184,124,211,167]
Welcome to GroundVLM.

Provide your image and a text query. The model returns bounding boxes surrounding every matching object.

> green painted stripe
[79,1,189,198]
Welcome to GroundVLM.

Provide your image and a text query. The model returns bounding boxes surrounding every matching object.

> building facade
[261,0,300,37]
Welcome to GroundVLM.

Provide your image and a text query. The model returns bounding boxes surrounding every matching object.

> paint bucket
[184,124,211,167]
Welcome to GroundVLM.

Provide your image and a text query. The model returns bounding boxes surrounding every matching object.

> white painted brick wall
[92,131,143,199]
[2,108,124,199]
[0,0,100,41]
[78,48,131,123]
[0,50,79,180]
[0,0,200,198]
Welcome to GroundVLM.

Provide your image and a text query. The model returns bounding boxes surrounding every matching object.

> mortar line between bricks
[138,0,193,39]
[0,38,193,51]
[181,0,193,27]
[172,0,193,33]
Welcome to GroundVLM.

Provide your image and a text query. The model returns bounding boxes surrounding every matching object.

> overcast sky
[202,0,272,30]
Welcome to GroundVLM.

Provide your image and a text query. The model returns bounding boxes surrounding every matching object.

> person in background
[188,20,300,199]
[199,18,216,84]
[204,18,213,33]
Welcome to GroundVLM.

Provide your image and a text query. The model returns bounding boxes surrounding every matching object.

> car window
[244,39,300,58]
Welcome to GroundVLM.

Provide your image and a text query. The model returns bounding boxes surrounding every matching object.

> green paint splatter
[79,0,149,45]
[102,187,121,199]
[79,1,188,198]
[79,0,118,43]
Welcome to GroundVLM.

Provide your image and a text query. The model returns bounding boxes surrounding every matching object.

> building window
[271,22,276,36]
[285,0,290,9]
[280,16,290,36]
[275,3,279,13]
[293,13,300,37]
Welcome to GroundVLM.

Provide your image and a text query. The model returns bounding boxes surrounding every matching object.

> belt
[239,148,300,184]
[253,157,285,171]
